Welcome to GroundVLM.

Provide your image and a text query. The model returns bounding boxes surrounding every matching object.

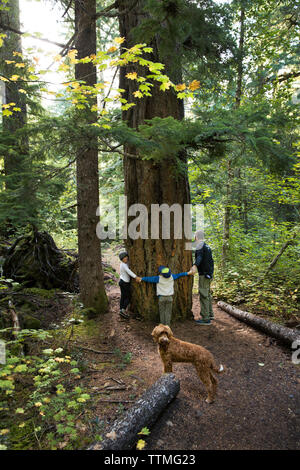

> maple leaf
[136,439,146,450]
[67,49,78,63]
[189,80,200,91]
[175,83,186,91]
[114,37,125,44]
[107,46,117,53]
[126,72,138,80]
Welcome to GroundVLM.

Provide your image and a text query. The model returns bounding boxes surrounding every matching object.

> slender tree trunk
[74,0,108,313]
[222,2,245,267]
[237,167,248,233]
[222,158,233,266]
[118,1,192,320]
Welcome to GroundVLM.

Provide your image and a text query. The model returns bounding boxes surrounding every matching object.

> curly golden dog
[151,324,224,403]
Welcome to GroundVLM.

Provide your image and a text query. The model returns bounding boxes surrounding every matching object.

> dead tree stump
[3,227,78,291]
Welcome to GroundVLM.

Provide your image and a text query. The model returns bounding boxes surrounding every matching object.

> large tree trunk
[118,1,192,321]
[74,0,108,313]
[0,0,36,228]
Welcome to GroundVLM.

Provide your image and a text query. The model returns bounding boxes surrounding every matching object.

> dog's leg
[163,360,173,373]
[195,365,216,403]
[209,372,218,401]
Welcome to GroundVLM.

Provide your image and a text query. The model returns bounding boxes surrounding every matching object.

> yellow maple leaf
[114,37,125,44]
[54,357,65,363]
[0,429,9,435]
[136,439,146,450]
[133,90,143,98]
[5,60,15,64]
[15,63,26,68]
[10,75,19,81]
[19,89,27,94]
[107,46,117,53]
[53,54,62,62]
[189,80,200,91]
[126,72,138,80]
[175,83,186,91]
[160,81,172,91]
[67,49,78,63]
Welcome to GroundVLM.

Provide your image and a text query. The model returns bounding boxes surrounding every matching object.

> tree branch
[0,22,66,48]
[93,0,139,19]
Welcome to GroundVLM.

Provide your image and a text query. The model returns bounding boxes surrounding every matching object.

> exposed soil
[94,251,300,451]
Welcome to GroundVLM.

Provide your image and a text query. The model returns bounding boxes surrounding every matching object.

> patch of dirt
[94,251,300,450]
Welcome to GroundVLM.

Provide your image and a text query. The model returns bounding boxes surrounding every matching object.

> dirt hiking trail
[100,251,299,450]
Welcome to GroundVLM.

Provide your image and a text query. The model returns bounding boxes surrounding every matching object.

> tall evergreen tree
[0,0,36,230]
[118,0,193,320]
[74,0,108,313]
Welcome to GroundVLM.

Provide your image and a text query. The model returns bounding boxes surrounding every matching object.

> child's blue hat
[158,265,171,278]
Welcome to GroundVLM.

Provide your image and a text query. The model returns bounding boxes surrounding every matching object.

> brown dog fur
[151,324,224,403]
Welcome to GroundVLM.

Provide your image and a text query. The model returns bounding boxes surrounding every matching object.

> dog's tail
[211,362,225,374]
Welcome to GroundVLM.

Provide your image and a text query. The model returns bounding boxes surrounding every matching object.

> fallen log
[88,373,180,450]
[217,301,300,347]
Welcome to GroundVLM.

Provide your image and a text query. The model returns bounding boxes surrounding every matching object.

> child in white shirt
[119,252,140,319]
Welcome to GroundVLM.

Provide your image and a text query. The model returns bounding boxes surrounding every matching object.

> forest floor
[90,250,300,451]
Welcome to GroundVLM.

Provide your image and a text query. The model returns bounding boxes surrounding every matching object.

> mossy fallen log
[88,373,180,450]
[217,301,300,347]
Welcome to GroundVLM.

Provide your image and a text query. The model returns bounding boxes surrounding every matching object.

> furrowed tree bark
[217,301,300,346]
[74,0,108,313]
[0,0,36,229]
[118,0,193,321]
[88,373,180,450]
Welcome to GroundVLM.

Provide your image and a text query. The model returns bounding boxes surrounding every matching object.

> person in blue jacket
[140,265,194,326]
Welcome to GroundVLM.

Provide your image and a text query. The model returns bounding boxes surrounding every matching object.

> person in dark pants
[192,230,214,325]
[119,252,140,319]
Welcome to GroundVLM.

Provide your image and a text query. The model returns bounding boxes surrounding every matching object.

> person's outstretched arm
[141,275,160,283]
[172,272,188,280]
[122,263,137,279]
